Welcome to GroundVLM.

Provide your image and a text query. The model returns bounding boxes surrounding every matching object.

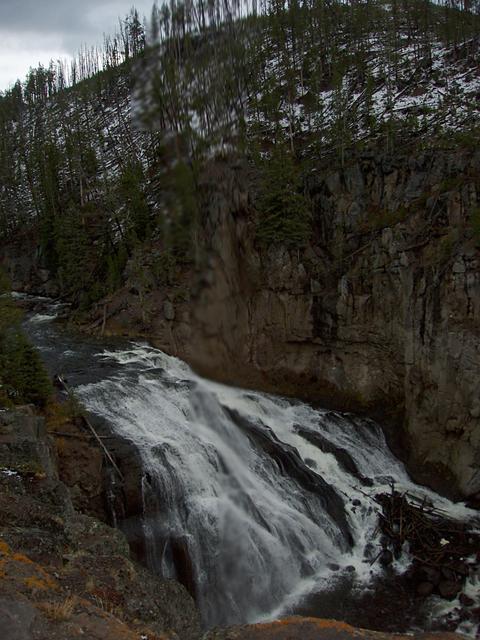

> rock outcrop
[102,150,479,500]
[0,406,201,640]
[204,618,465,640]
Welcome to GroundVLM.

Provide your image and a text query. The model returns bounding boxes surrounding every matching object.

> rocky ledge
[0,406,201,640]
[205,618,465,640]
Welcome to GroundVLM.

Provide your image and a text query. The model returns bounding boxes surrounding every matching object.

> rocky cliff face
[107,149,480,500]
[3,148,480,500]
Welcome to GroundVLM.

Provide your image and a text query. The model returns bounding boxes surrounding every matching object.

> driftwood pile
[375,488,479,607]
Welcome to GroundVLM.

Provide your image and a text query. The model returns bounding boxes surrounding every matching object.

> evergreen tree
[0,270,52,407]
[255,144,312,248]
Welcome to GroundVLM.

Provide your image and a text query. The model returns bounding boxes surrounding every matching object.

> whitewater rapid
[23,306,479,630]
[72,343,475,626]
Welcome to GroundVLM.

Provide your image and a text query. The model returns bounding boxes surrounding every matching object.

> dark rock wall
[159,151,479,499]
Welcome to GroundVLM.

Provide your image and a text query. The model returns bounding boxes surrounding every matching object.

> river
[21,298,479,635]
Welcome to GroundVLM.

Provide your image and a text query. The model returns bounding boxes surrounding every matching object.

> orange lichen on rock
[281,618,357,632]
[248,618,359,634]
[35,565,58,587]
[12,552,35,564]
[206,618,467,640]
[0,540,11,556]
[22,565,58,592]
[24,575,53,592]
[309,619,369,636]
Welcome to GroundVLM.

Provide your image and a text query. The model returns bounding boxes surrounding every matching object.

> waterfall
[21,306,478,632]
[69,342,476,627]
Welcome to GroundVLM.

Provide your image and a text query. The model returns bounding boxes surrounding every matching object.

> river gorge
[1,4,480,639]
[20,298,480,636]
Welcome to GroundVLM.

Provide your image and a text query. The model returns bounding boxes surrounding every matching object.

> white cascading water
[68,342,477,628]
[21,305,478,632]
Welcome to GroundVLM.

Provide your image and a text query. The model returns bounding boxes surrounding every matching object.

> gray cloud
[0,0,154,89]
[0,0,91,35]
[0,0,153,40]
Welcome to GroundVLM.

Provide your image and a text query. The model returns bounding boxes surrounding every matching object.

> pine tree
[255,144,312,248]
[0,270,52,407]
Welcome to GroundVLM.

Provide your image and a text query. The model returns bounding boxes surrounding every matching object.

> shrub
[0,329,53,407]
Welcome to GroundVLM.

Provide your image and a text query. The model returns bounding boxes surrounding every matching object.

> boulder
[419,567,441,586]
[416,582,435,597]
[379,550,394,567]
[438,581,462,600]
[458,593,474,607]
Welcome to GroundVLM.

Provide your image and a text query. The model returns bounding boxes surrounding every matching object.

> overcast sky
[0,0,154,91]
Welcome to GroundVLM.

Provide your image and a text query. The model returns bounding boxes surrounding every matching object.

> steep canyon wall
[4,149,480,499]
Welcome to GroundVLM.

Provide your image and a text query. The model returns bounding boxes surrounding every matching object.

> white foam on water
[26,314,58,324]
[0,468,20,477]
[74,343,479,630]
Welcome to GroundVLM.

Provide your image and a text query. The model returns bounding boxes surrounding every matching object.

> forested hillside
[0,0,479,310]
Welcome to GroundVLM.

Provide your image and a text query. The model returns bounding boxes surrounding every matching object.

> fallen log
[54,375,124,481]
